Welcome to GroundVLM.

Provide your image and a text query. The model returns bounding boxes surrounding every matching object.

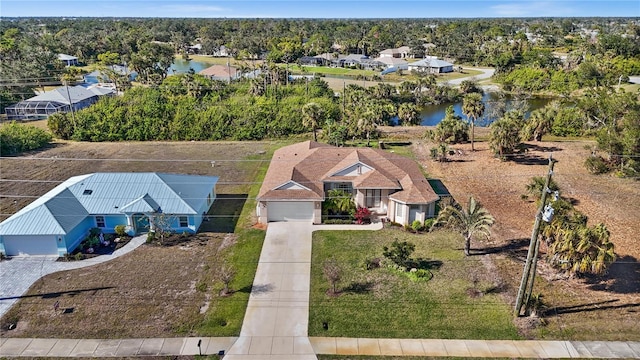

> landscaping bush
[114,225,127,237]
[411,220,424,232]
[383,240,416,268]
[354,206,371,224]
[363,257,381,270]
[423,218,435,230]
[323,219,353,224]
[146,231,156,243]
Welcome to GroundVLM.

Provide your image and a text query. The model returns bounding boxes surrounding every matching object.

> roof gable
[275,180,311,191]
[331,161,373,177]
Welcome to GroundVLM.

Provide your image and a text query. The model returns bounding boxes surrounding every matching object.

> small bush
[383,240,416,268]
[411,220,423,232]
[584,156,610,174]
[323,219,353,224]
[354,206,371,224]
[423,218,435,230]
[114,225,126,237]
[74,252,84,261]
[146,231,156,243]
[89,227,102,237]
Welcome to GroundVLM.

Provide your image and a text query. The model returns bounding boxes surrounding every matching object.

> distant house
[257,141,439,225]
[187,44,202,54]
[299,56,324,66]
[199,64,239,82]
[212,45,230,57]
[4,85,114,121]
[0,173,218,256]
[408,57,454,74]
[333,54,369,68]
[359,59,386,71]
[313,53,335,66]
[374,57,409,70]
[379,46,411,59]
[58,53,78,66]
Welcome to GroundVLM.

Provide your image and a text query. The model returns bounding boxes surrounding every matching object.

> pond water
[419,92,553,126]
[169,59,215,74]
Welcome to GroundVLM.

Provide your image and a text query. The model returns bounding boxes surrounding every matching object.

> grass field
[0,141,287,338]
[309,229,520,339]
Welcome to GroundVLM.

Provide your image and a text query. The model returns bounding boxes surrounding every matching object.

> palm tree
[302,102,324,141]
[397,103,421,126]
[462,92,485,151]
[523,106,556,141]
[548,223,616,275]
[433,197,495,256]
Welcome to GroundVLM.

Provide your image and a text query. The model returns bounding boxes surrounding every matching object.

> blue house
[0,173,218,257]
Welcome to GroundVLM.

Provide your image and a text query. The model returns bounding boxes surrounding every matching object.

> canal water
[170,60,552,126]
[419,92,553,126]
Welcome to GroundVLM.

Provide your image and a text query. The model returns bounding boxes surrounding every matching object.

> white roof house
[58,53,79,66]
[0,173,218,256]
[5,85,114,121]
[408,57,454,74]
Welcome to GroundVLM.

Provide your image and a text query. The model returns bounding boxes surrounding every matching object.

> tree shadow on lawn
[0,286,115,301]
[584,255,640,294]
[542,298,640,317]
[200,194,248,233]
[344,281,375,294]
[472,238,530,259]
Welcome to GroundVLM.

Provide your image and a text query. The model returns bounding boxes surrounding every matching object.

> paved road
[0,235,146,318]
[447,67,495,86]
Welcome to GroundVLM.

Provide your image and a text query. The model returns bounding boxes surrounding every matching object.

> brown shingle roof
[257,141,438,204]
[199,64,237,78]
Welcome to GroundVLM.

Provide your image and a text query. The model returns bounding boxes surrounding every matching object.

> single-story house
[408,57,454,74]
[199,64,239,82]
[359,59,386,71]
[256,141,439,225]
[299,56,324,66]
[4,85,114,121]
[0,173,218,256]
[379,46,411,59]
[187,44,202,54]
[58,53,78,66]
[374,56,409,70]
[211,45,230,57]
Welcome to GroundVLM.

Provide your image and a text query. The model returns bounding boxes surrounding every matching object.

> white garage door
[267,201,314,222]
[3,235,59,256]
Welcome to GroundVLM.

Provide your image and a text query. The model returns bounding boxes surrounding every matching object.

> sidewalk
[2,337,639,358]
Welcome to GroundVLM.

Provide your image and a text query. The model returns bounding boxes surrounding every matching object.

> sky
[1,0,639,18]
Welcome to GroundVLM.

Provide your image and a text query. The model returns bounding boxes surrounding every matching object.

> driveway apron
[226,222,317,359]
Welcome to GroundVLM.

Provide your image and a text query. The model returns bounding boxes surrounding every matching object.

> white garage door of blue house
[3,235,58,256]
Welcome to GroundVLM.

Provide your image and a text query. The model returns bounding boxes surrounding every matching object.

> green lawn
[309,228,520,339]
[195,143,283,336]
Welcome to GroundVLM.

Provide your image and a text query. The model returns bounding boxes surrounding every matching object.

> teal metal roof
[0,173,218,236]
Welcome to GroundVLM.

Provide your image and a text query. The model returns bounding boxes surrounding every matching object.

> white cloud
[490,1,576,17]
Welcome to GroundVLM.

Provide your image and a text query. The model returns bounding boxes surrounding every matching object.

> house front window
[96,215,105,228]
[395,202,404,218]
[365,189,382,208]
[179,216,189,227]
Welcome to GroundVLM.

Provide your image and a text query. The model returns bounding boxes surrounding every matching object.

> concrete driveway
[0,235,146,318]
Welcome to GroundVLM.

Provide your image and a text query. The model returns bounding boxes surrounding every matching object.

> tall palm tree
[301,102,324,141]
[462,92,485,151]
[523,106,556,141]
[433,197,495,256]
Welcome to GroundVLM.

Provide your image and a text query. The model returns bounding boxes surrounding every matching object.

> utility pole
[514,155,556,317]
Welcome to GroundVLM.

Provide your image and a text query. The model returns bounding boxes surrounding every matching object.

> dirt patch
[412,138,640,340]
[0,141,273,338]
